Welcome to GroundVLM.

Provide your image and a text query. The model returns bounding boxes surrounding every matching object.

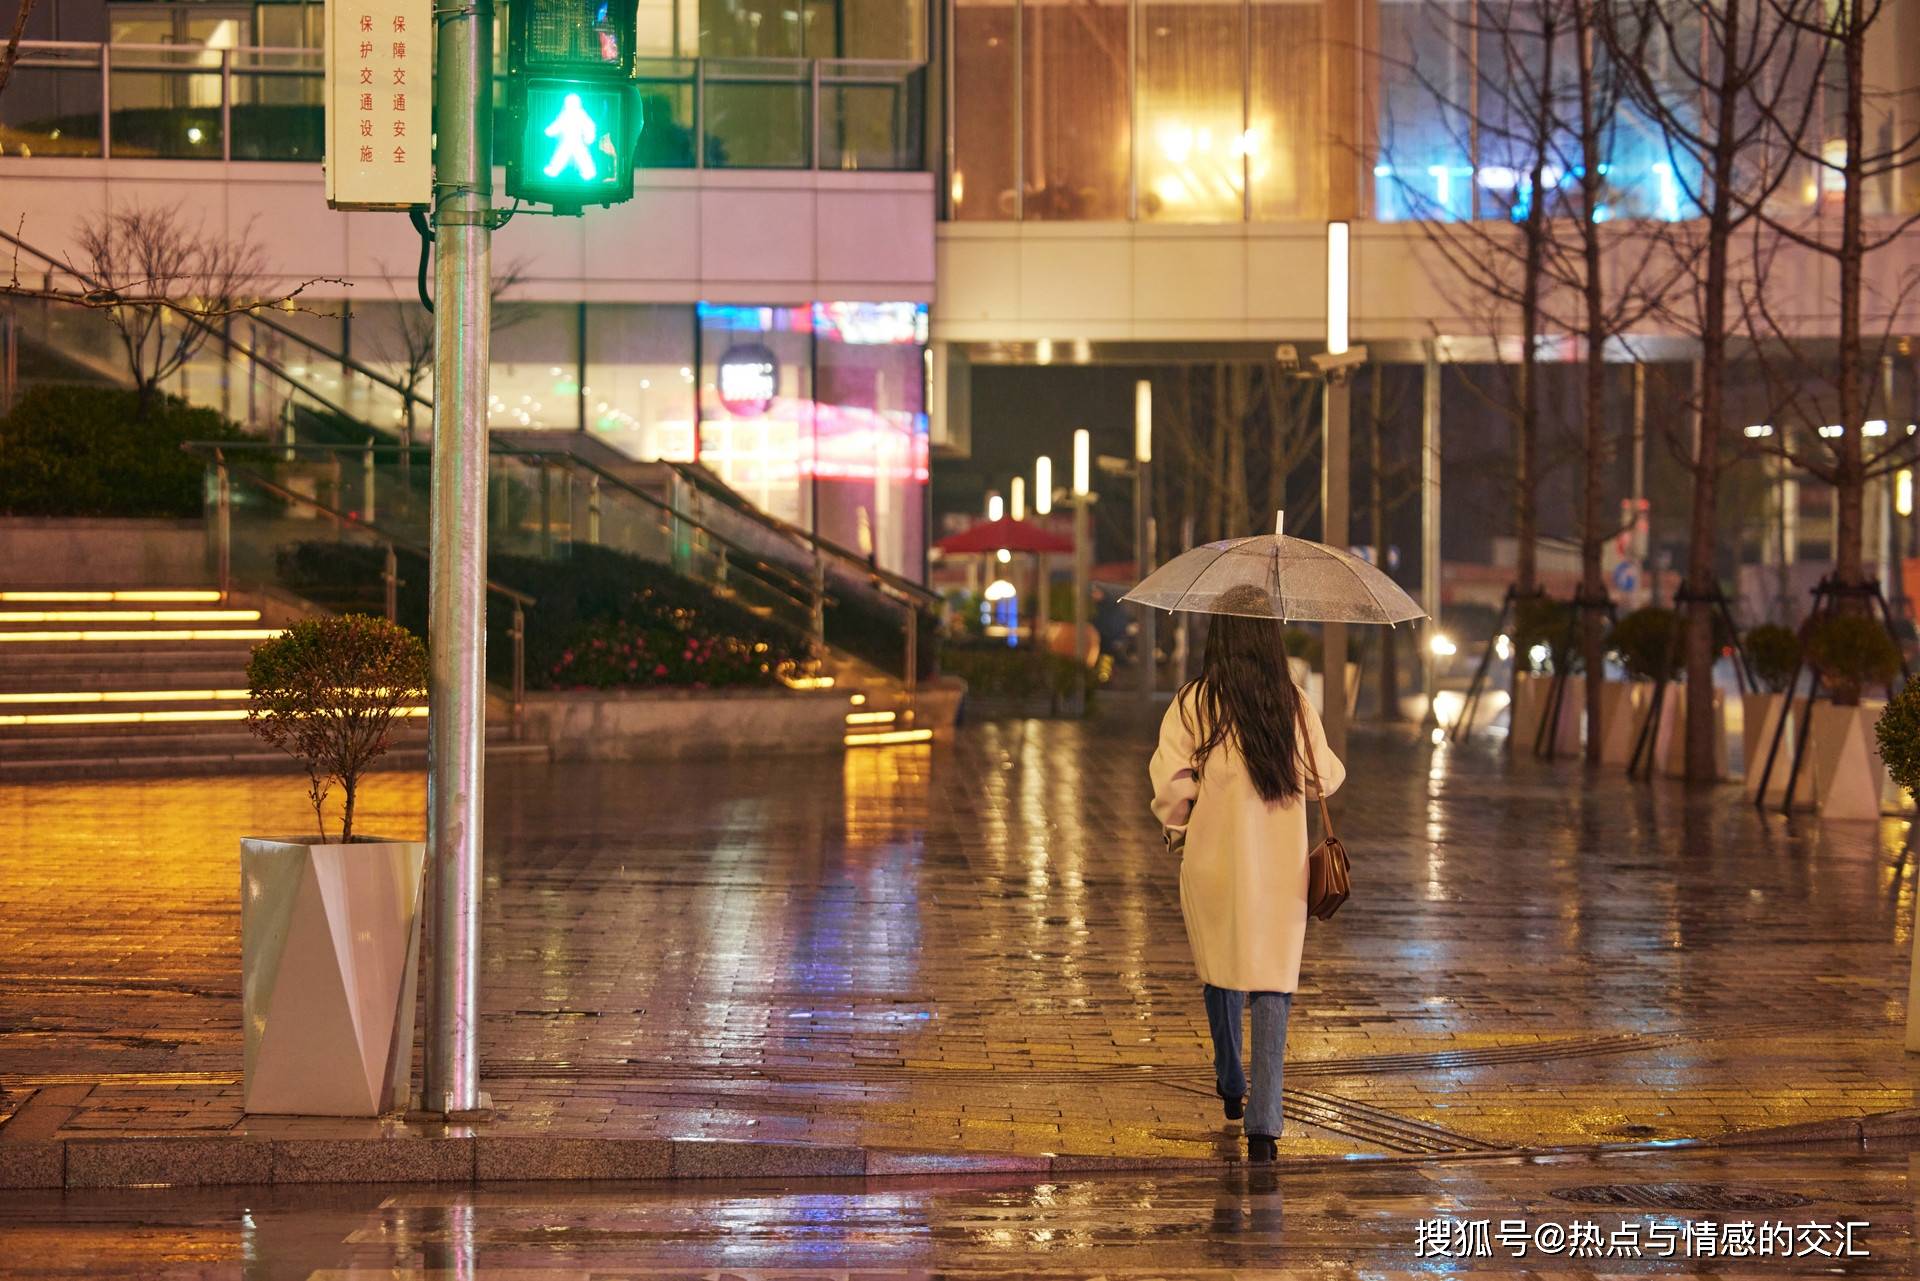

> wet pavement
[1,1140,1913,1277]
[4,706,1920,1163]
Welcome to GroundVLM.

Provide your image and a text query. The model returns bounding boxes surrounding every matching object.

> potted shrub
[1802,614,1902,819]
[1741,623,1800,802]
[1875,676,1920,814]
[1510,597,1582,755]
[240,615,430,1116]
[1606,606,1726,778]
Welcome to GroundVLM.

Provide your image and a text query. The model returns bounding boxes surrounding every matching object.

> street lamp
[1035,456,1053,516]
[1135,380,1155,699]
[1073,429,1092,708]
[987,492,1004,522]
[1011,476,1026,522]
[1321,220,1354,760]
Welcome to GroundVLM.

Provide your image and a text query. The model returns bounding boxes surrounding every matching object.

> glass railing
[3,42,923,171]
[197,445,532,726]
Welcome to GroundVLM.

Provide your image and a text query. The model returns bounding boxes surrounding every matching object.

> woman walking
[1149,585,1344,1162]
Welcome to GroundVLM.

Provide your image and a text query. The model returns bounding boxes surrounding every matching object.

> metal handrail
[663,460,940,608]
[7,40,925,172]
[486,443,822,616]
[197,447,534,730]
[0,225,428,411]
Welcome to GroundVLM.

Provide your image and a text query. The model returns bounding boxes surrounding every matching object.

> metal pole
[1073,499,1090,710]
[1174,513,1194,686]
[423,0,493,1119]
[1136,379,1155,699]
[215,461,231,596]
[1323,374,1351,761]
[1882,354,1897,605]
[1632,361,1647,605]
[364,442,377,523]
[1422,341,1441,724]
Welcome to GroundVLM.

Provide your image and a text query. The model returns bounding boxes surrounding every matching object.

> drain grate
[1550,1183,1814,1213]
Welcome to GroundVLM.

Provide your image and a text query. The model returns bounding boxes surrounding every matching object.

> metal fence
[0,41,925,171]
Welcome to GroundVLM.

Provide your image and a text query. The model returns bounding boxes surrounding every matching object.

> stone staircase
[0,588,547,779]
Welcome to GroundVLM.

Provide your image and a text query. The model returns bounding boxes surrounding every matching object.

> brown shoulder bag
[1295,701,1351,920]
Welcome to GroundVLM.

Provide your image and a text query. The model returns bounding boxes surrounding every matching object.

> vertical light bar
[1326,220,1351,356]
[1011,476,1026,522]
[987,492,1005,522]
[1135,380,1152,462]
[1035,456,1053,515]
[1073,428,1091,497]
[1899,469,1913,518]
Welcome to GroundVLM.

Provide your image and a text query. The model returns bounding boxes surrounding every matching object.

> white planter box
[1511,672,1582,755]
[242,837,426,1116]
[1806,700,1894,820]
[1741,692,1796,802]
[1647,685,1729,779]
[1596,680,1645,766]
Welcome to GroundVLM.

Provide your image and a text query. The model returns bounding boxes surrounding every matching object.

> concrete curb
[0,1132,1230,1191]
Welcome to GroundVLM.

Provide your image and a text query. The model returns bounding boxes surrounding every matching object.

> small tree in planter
[1595,607,1676,767]
[247,614,428,840]
[1607,607,1722,777]
[1874,676,1920,802]
[1510,597,1581,753]
[1802,615,1903,819]
[239,614,430,1117]
[1742,624,1802,801]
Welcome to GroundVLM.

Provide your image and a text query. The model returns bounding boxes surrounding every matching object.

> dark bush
[275,540,812,690]
[1743,624,1801,694]
[942,642,1091,703]
[1608,607,1683,682]
[1514,595,1579,675]
[1876,676,1920,799]
[1804,614,1901,707]
[0,385,244,517]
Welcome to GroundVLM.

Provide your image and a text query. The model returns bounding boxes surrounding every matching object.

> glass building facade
[341,299,931,579]
[948,0,1910,223]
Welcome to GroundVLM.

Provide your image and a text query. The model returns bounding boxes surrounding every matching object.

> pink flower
[654,663,668,677]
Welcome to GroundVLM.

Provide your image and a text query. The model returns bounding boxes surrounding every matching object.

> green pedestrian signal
[504,2,639,212]
[510,80,634,208]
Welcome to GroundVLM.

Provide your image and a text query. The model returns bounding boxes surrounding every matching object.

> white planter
[1806,699,1893,820]
[242,837,426,1116]
[1596,681,1646,766]
[1296,660,1359,718]
[1741,692,1796,803]
[1511,672,1582,755]
[1647,685,1729,779]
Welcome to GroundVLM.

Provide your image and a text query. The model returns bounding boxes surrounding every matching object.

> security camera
[1274,343,1299,372]
[1310,345,1369,375]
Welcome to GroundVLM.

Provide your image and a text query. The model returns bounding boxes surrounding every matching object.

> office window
[1249,0,1325,219]
[1137,0,1245,222]
[585,305,698,462]
[697,304,815,529]
[1021,0,1130,220]
[951,0,1017,219]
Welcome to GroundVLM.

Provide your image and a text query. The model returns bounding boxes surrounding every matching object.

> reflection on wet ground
[1,1140,1911,1278]
[4,710,1920,1159]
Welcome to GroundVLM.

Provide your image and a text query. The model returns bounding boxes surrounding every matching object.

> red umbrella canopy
[935,516,1074,555]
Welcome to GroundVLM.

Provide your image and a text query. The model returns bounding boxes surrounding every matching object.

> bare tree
[0,0,37,100]
[1739,0,1920,594]
[1607,0,1821,782]
[370,258,531,450]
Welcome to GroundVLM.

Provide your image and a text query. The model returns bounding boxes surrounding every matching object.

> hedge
[0,385,244,518]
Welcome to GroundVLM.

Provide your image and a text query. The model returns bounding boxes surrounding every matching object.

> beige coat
[1149,685,1345,994]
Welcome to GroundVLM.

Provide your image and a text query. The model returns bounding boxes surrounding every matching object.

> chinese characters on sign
[1414,1217,1871,1261]
[325,0,432,208]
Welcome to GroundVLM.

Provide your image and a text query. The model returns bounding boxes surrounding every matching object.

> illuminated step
[0,610,262,624]
[0,628,284,644]
[844,728,933,747]
[0,590,226,603]
[0,689,250,705]
[0,705,428,728]
[845,709,898,726]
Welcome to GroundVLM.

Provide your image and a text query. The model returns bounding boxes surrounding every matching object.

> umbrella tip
[1275,510,1285,539]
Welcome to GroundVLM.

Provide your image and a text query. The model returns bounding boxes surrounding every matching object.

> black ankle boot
[1223,1095,1245,1121]
[1247,1134,1277,1162]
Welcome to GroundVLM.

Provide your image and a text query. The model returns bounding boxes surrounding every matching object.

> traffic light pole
[423,0,493,1118]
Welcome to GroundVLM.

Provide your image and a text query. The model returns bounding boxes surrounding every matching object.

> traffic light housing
[505,1,639,211]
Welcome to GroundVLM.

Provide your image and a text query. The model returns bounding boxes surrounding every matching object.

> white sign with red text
[324,0,432,209]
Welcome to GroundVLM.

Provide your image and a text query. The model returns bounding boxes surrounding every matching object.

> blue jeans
[1204,985,1293,1138]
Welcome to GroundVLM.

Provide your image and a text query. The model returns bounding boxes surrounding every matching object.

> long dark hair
[1179,586,1303,805]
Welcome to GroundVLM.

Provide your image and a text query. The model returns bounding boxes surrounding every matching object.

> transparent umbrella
[1122,515,1425,625]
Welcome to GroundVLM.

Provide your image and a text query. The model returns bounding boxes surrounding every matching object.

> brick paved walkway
[3,707,1918,1168]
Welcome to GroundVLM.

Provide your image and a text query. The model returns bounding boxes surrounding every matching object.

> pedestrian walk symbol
[542,93,600,181]
[508,80,634,209]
